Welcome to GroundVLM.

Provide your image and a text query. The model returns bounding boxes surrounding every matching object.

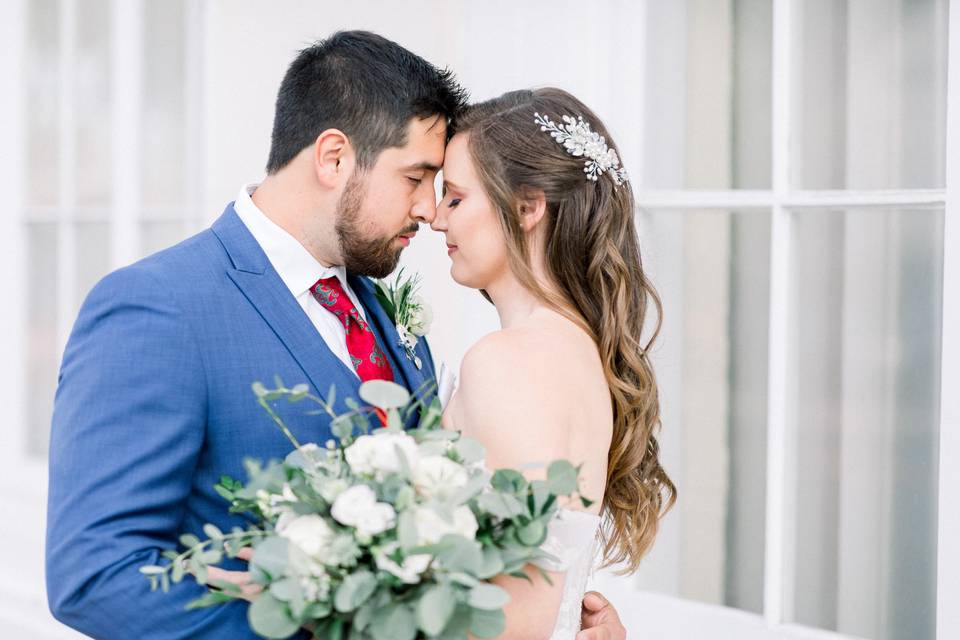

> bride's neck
[486,276,540,329]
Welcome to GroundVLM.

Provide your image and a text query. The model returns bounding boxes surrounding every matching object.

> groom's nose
[411,192,437,224]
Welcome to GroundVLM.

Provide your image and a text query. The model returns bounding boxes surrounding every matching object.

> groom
[46,31,625,640]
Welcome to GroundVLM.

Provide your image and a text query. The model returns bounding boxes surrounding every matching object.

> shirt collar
[233,182,346,297]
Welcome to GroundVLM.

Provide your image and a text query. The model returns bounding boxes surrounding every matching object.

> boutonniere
[373,268,432,370]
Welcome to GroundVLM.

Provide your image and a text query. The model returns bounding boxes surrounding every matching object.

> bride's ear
[517,189,547,233]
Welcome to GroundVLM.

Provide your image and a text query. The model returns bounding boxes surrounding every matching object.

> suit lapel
[213,206,361,406]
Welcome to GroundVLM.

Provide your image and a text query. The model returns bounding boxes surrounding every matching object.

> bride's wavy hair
[456,88,675,572]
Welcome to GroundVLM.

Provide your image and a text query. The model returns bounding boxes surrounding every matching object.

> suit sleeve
[45,265,264,639]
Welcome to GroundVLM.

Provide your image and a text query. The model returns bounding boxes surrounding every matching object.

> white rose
[408,297,433,336]
[344,431,419,477]
[374,542,432,584]
[331,484,397,537]
[278,514,335,559]
[413,456,468,500]
[413,505,479,545]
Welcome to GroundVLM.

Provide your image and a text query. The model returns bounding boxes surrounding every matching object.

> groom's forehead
[394,115,447,165]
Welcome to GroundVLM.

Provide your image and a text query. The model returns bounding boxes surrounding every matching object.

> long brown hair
[456,88,676,572]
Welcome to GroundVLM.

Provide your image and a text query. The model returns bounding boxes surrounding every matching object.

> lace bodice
[537,509,602,639]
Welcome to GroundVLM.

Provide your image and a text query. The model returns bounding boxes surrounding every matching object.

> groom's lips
[397,232,416,247]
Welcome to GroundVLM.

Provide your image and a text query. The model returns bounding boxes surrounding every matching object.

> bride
[434,87,676,639]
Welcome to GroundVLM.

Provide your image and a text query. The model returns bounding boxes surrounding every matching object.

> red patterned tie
[310,276,395,383]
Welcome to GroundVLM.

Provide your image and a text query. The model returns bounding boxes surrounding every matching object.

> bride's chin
[450,265,483,290]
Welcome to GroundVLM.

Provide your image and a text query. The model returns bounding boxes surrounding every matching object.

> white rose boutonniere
[373,268,432,370]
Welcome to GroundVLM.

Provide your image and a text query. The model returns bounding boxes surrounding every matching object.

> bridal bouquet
[141,379,590,640]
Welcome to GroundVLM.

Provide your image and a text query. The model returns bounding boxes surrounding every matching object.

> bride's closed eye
[448,198,461,208]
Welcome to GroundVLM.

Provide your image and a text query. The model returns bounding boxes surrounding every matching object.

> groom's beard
[335,174,415,278]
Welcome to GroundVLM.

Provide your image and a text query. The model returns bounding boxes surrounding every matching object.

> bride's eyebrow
[442,179,464,192]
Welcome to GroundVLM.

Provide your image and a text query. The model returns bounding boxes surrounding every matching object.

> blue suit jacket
[46,204,437,639]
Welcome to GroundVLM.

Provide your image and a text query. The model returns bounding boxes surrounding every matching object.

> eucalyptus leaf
[453,437,486,464]
[186,590,237,610]
[269,577,300,602]
[248,592,300,639]
[546,460,578,496]
[434,534,483,575]
[516,520,547,547]
[202,523,223,540]
[416,584,457,636]
[491,469,527,493]
[476,492,526,519]
[250,537,291,583]
[358,380,410,410]
[469,608,506,638]
[369,603,416,640]
[477,546,504,579]
[468,583,510,610]
[179,533,201,549]
[334,570,378,613]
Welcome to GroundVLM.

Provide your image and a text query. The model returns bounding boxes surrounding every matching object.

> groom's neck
[252,173,340,267]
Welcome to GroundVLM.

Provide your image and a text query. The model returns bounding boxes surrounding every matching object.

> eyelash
[449,198,461,207]
[407,177,423,186]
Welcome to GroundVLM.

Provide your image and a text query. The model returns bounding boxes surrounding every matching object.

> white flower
[278,514,335,560]
[374,542,432,584]
[344,431,419,477]
[413,456,468,500]
[413,505,479,545]
[331,484,397,537]
[396,323,418,350]
[407,296,433,336]
[299,570,332,602]
[256,483,297,519]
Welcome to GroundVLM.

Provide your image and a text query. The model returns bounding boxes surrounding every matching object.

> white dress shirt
[233,182,365,377]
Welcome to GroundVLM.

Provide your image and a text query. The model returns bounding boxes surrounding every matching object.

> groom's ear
[517,188,547,232]
[313,129,354,188]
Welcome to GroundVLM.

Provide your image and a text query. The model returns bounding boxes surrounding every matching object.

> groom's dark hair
[266,30,468,173]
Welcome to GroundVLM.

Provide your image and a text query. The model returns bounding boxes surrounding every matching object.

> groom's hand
[577,591,626,640]
[203,547,262,603]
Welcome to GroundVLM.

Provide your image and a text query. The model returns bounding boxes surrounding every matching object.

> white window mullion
[764,0,795,627]
[635,188,945,210]
[110,0,142,268]
[0,0,27,471]
[55,0,77,361]
[183,0,206,234]
[936,1,960,638]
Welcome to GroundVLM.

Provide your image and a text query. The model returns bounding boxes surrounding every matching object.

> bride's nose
[430,204,448,232]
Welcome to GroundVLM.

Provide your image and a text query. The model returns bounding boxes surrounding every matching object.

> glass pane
[26,223,59,456]
[74,221,112,318]
[142,0,186,207]
[789,208,942,639]
[75,0,112,206]
[643,0,772,189]
[140,219,188,257]
[794,0,947,189]
[633,209,770,613]
[25,0,59,208]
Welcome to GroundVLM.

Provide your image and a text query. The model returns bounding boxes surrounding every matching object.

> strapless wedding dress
[537,508,603,639]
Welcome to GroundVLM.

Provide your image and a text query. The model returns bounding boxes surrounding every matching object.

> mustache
[398,223,420,236]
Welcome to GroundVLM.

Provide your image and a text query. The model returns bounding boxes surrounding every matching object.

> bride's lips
[446,243,458,256]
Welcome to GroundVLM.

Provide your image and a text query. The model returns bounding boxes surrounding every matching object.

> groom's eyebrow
[403,161,441,172]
